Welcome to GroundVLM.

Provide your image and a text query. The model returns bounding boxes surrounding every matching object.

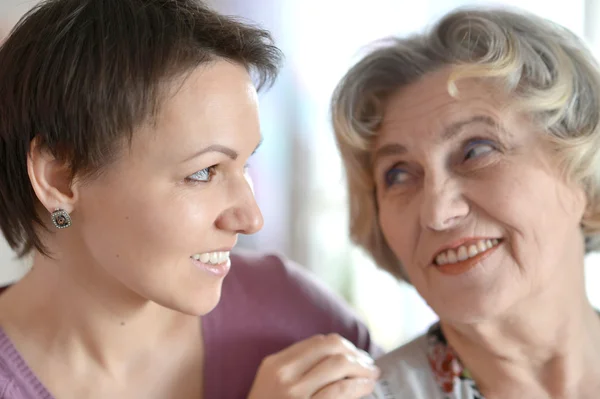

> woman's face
[373,68,587,323]
[72,61,263,316]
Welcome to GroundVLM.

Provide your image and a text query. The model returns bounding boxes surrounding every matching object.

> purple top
[0,251,380,398]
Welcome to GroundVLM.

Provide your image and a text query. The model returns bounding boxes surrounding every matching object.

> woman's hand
[247,333,380,399]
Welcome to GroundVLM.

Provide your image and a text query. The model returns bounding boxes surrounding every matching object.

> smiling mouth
[434,238,502,266]
[191,251,230,265]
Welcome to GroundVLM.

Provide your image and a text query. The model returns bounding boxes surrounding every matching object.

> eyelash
[383,139,498,187]
[186,166,217,183]
[185,164,251,184]
[463,139,496,160]
[384,165,409,187]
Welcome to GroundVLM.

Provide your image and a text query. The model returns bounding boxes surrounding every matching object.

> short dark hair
[0,0,282,256]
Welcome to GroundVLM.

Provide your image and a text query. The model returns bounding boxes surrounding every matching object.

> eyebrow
[184,137,263,162]
[373,115,500,161]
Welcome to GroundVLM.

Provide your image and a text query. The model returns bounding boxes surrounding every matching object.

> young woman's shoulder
[220,250,381,355]
[0,331,45,399]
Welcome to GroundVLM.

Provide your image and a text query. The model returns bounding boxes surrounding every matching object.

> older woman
[0,0,381,398]
[332,6,600,399]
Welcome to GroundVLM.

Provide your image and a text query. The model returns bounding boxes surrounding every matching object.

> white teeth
[191,251,230,265]
[447,249,458,263]
[477,241,487,252]
[457,246,468,261]
[434,239,501,266]
[436,252,448,265]
[468,245,478,257]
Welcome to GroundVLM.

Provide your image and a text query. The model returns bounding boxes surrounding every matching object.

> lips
[433,238,501,266]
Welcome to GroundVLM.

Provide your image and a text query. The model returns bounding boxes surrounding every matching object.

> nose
[215,173,264,235]
[420,174,469,231]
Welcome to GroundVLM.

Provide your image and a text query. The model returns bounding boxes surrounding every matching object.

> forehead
[134,62,258,155]
[156,62,257,126]
[377,68,510,144]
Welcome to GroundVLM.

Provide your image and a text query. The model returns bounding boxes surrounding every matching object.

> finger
[298,353,380,394]
[312,377,377,399]
[269,334,369,376]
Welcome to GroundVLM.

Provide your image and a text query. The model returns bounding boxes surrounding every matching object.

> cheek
[468,167,582,260]
[78,183,214,265]
[466,162,543,225]
[378,199,415,262]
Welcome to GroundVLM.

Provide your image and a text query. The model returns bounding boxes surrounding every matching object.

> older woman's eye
[385,166,411,186]
[186,166,216,183]
[464,140,496,160]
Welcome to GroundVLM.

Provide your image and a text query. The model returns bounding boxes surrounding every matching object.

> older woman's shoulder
[365,334,444,399]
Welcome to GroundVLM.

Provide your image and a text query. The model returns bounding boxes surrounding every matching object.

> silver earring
[51,209,72,229]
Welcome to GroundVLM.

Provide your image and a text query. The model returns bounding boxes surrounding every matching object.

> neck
[441,260,600,397]
[0,249,200,375]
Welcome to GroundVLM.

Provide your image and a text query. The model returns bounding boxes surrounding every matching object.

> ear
[27,137,78,215]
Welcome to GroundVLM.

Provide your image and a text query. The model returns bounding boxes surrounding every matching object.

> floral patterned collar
[426,323,486,399]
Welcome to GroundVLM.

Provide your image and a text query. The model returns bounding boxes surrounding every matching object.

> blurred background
[2,0,600,351]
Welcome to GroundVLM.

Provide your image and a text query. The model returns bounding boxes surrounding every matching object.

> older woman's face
[73,61,263,316]
[373,68,587,323]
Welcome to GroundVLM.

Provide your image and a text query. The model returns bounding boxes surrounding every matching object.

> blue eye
[187,166,215,182]
[464,140,496,160]
[385,166,411,187]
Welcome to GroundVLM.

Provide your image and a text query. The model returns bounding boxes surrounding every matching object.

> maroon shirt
[0,251,380,398]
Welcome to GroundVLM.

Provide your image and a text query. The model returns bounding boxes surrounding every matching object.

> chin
[429,292,510,325]
[156,286,224,317]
